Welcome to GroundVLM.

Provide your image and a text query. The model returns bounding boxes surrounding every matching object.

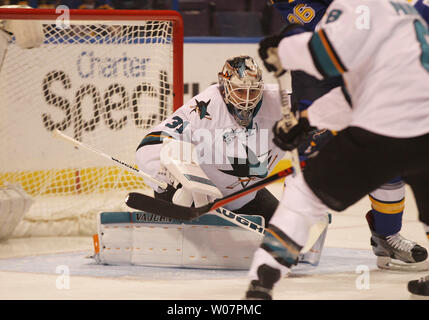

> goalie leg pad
[93,211,264,269]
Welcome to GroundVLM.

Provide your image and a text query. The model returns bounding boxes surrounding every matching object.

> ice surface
[0,184,428,300]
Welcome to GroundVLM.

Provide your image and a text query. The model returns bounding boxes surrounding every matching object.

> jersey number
[165,116,189,134]
[414,20,429,72]
[287,4,315,25]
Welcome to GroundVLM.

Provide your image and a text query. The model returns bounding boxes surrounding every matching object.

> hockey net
[0,9,183,237]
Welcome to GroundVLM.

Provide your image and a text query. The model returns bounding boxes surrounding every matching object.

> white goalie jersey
[136,84,285,210]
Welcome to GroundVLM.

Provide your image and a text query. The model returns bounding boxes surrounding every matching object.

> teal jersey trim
[309,31,343,78]
[136,131,173,150]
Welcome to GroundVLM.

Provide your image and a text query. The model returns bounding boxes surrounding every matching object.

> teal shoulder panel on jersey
[308,29,347,78]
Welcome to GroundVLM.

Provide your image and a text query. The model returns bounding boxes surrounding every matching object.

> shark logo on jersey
[222,125,257,145]
[190,99,212,120]
[220,146,275,189]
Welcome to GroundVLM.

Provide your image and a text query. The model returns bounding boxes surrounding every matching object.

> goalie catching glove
[159,139,222,208]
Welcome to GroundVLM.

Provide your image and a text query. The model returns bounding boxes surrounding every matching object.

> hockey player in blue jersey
[271,0,333,31]
[268,0,429,272]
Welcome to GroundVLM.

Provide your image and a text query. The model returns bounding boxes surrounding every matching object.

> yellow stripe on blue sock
[369,195,405,214]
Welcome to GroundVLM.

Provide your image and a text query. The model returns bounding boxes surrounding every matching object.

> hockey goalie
[92,55,329,269]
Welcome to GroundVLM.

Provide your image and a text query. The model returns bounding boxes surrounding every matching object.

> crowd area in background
[1,1,115,9]
[0,0,284,37]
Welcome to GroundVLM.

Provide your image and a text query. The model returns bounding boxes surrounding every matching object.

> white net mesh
[0,13,180,237]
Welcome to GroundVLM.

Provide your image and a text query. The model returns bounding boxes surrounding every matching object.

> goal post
[0,8,184,110]
[0,8,183,237]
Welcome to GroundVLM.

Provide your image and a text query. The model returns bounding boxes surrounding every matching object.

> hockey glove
[258,34,284,77]
[259,24,307,77]
[298,129,336,160]
[154,167,210,208]
[273,116,311,151]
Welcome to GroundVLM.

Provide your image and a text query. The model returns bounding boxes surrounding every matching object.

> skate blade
[377,256,429,272]
[409,294,429,300]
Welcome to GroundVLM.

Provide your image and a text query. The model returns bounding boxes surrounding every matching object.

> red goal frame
[0,8,184,111]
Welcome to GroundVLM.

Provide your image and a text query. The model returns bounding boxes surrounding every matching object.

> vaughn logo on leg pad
[215,208,265,235]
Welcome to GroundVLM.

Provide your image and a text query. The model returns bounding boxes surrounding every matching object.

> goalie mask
[218,56,264,127]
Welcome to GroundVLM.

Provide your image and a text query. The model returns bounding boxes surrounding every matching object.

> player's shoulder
[327,0,409,10]
[320,0,404,25]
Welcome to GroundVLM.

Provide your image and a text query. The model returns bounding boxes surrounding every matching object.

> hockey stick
[125,162,304,220]
[52,129,268,237]
[276,71,331,250]
[52,129,168,189]
[276,69,302,176]
[126,160,329,254]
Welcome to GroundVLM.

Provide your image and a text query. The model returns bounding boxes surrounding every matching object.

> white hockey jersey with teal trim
[136,84,285,210]
[278,0,429,138]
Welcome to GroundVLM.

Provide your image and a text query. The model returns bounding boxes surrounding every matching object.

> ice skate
[366,212,429,271]
[244,264,281,300]
[408,275,429,296]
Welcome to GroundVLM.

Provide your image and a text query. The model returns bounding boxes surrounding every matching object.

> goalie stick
[125,71,304,220]
[52,129,269,237]
[125,71,329,253]
[126,160,329,254]
[276,69,302,176]
[125,162,304,220]
[273,69,329,254]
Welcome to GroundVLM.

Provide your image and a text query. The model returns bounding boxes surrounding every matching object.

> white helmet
[218,56,264,127]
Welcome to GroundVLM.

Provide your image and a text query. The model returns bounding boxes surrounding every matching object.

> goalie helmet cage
[0,9,183,237]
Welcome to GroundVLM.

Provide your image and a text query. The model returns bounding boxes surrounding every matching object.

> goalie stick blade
[125,192,210,221]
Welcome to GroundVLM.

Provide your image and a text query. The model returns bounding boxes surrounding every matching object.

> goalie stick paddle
[53,130,269,237]
[125,161,305,221]
[125,160,329,254]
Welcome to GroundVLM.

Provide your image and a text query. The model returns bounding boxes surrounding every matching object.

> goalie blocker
[92,211,328,268]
